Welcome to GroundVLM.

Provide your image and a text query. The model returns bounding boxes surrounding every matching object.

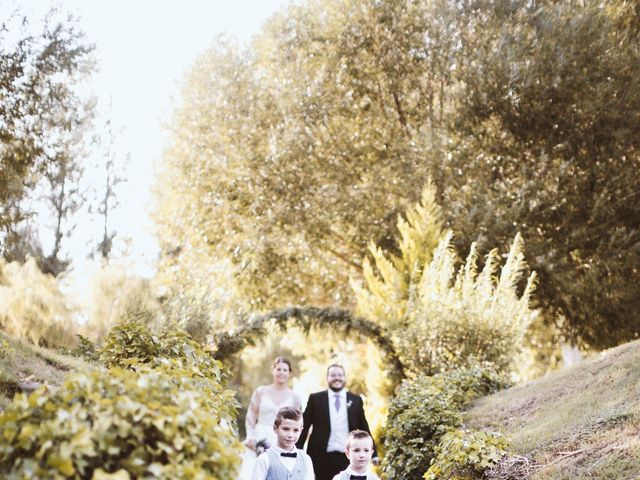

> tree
[89,118,127,261]
[436,0,640,348]
[156,0,639,350]
[154,0,448,309]
[0,8,95,263]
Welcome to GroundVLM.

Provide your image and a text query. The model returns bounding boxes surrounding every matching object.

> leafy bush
[424,429,508,480]
[354,183,538,378]
[0,366,241,479]
[99,321,225,380]
[99,320,161,365]
[56,334,96,358]
[382,364,508,480]
[0,258,77,348]
[99,320,236,418]
[404,233,537,378]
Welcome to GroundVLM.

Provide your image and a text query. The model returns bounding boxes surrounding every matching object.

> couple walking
[238,357,377,480]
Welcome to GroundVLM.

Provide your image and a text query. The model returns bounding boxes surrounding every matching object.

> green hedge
[0,366,241,479]
[0,321,242,478]
[382,364,508,480]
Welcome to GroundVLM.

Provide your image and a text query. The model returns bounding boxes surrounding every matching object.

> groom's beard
[328,382,344,392]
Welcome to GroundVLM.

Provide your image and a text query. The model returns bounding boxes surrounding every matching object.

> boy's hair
[346,430,372,450]
[274,406,302,428]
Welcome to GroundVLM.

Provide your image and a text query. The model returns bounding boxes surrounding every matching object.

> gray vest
[265,448,307,480]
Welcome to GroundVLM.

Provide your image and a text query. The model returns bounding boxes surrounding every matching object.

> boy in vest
[332,430,379,480]
[252,406,315,480]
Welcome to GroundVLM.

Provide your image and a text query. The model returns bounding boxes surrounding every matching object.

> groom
[296,364,377,480]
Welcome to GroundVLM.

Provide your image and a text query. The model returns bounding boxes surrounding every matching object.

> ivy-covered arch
[211,306,405,390]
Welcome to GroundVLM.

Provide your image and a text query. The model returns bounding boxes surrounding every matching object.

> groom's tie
[335,393,341,412]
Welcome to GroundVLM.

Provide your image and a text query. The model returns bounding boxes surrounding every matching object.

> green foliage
[0,258,77,348]
[436,0,640,348]
[355,184,538,378]
[0,8,95,261]
[424,429,509,480]
[99,321,226,385]
[154,0,640,351]
[154,0,441,309]
[382,364,508,480]
[353,183,443,331]
[0,366,241,479]
[70,334,98,361]
[155,256,247,344]
[405,233,537,377]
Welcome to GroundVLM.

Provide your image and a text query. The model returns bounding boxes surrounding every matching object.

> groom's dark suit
[296,390,376,480]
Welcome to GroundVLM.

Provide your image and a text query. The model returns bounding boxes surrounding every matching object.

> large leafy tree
[156,0,639,350]
[0,9,95,264]
[437,0,640,348]
[155,0,450,309]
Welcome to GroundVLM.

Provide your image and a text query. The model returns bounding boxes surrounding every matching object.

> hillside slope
[0,331,93,411]
[466,340,640,479]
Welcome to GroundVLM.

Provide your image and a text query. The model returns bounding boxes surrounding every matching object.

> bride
[238,357,302,479]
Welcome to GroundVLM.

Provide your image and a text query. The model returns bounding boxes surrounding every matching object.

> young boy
[251,406,315,480]
[331,430,380,480]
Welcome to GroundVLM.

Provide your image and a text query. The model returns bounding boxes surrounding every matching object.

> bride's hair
[273,357,292,372]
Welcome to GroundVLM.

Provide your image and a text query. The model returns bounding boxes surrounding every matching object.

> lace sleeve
[292,391,302,411]
[245,386,262,440]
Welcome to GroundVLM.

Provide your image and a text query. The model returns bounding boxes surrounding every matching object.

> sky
[12,0,291,278]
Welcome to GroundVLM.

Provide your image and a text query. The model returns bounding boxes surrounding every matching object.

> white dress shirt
[327,389,349,453]
[251,445,314,480]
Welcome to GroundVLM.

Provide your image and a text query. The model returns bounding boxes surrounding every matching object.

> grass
[466,339,640,479]
[0,331,94,411]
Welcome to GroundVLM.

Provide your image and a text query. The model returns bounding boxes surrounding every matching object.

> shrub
[354,183,538,378]
[70,334,98,362]
[382,364,508,480]
[403,233,538,378]
[0,366,241,479]
[98,321,236,418]
[0,258,77,348]
[424,429,509,480]
[98,320,162,365]
[99,321,225,381]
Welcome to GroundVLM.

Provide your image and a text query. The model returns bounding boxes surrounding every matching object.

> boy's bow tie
[350,476,367,480]
[280,452,297,458]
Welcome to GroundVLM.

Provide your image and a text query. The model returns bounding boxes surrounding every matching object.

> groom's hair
[274,406,302,428]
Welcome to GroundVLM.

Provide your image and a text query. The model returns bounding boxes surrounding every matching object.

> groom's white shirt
[251,445,314,480]
[327,388,349,453]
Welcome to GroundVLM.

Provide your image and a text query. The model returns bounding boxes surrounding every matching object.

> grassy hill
[0,331,93,411]
[466,340,640,479]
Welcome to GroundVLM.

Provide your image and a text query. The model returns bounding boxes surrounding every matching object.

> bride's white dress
[238,387,299,479]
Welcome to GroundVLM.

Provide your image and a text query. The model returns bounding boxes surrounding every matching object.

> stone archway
[211,306,405,391]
